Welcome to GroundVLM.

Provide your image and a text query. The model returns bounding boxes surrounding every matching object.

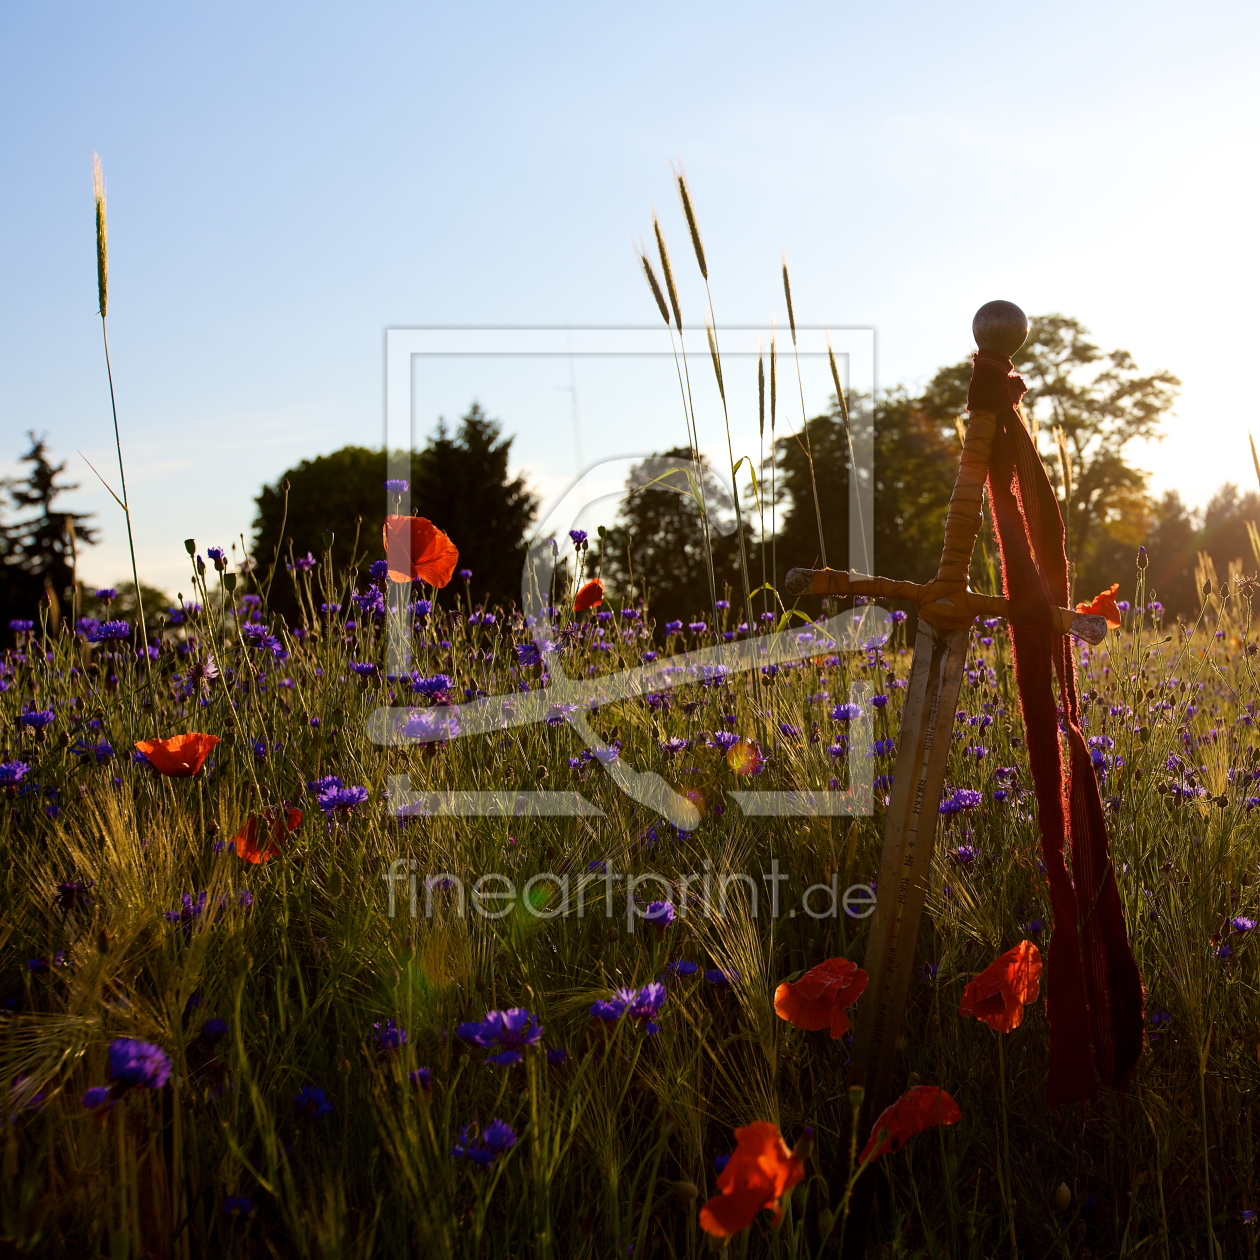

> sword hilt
[924,301,1030,601]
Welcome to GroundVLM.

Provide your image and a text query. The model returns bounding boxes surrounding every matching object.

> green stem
[998,1034,1017,1259]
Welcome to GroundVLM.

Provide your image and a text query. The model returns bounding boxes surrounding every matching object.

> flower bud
[848,1084,865,1109]
[1054,1182,1071,1212]
[672,1180,699,1201]
[1137,545,1148,569]
[184,538,196,556]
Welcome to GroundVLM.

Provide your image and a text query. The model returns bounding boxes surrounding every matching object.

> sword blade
[841,616,969,1248]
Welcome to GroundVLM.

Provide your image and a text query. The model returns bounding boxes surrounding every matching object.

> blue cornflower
[1023,919,1045,936]
[831,702,862,722]
[950,845,977,865]
[295,1084,334,1118]
[350,662,377,676]
[82,1086,115,1111]
[20,708,55,730]
[409,672,454,699]
[688,621,707,634]
[705,968,738,988]
[318,785,369,815]
[307,774,343,794]
[369,559,390,581]
[451,1118,517,1167]
[108,1038,172,1090]
[1233,916,1257,932]
[86,619,131,643]
[164,890,208,932]
[664,620,684,634]
[779,722,801,738]
[9,619,35,633]
[53,879,94,911]
[871,694,889,709]
[515,641,552,667]
[72,738,115,765]
[252,739,267,760]
[201,1018,229,1045]
[223,1196,255,1217]
[660,737,688,755]
[614,982,667,1035]
[644,901,675,930]
[458,568,472,580]
[373,1019,408,1052]
[709,731,740,752]
[939,789,982,814]
[401,709,460,741]
[455,1008,544,1066]
[205,547,226,569]
[384,478,409,492]
[568,529,587,545]
[409,1067,432,1092]
[661,960,699,979]
[715,599,730,610]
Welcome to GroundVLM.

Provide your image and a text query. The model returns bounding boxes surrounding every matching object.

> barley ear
[705,316,724,402]
[639,246,670,327]
[826,334,849,423]
[781,254,797,345]
[676,168,707,281]
[758,342,765,440]
[93,153,108,318]
[770,325,778,432]
[1250,431,1260,493]
[654,217,683,331]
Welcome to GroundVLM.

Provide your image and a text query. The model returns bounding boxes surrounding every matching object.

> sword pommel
[972,300,1030,356]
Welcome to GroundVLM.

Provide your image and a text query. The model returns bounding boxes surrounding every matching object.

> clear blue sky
[2,2,1257,592]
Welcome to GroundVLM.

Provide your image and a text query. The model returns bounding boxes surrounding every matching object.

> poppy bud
[323,530,334,551]
[1054,1182,1071,1212]
[818,1208,835,1234]
[673,1180,699,1201]
[97,928,110,955]
[1203,578,1212,597]
[848,1084,865,1109]
[223,573,237,593]
[184,539,196,556]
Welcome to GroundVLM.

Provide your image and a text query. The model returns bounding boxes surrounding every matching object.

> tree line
[2,315,1254,641]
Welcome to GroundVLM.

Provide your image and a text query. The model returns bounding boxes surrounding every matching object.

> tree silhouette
[251,404,537,624]
[1,433,97,638]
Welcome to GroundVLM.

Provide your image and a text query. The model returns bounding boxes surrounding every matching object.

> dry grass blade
[92,153,107,318]
[638,247,670,327]
[653,216,683,331]
[1054,425,1073,504]
[781,254,797,345]
[1250,430,1260,492]
[675,166,707,281]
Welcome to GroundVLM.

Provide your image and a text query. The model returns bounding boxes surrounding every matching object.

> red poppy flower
[1075,582,1122,629]
[859,1086,961,1164]
[699,1121,805,1237]
[574,578,604,612]
[383,515,459,587]
[774,956,869,1039]
[233,806,302,864]
[133,732,220,778]
[959,939,1042,1033]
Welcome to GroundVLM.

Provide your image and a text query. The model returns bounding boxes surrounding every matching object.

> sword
[786,301,1100,1253]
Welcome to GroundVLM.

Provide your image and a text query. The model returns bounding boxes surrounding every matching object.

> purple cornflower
[307,774,343,794]
[373,1019,408,1051]
[664,620,684,634]
[950,845,977,865]
[1233,916,1257,932]
[73,738,115,765]
[615,982,667,1035]
[568,529,587,545]
[20,708,55,730]
[384,478,409,492]
[705,968,738,988]
[295,1084,334,1118]
[53,879,94,911]
[9,619,34,633]
[200,1018,229,1045]
[660,737,688,755]
[661,960,699,979]
[546,1048,567,1066]
[401,708,460,741]
[871,694,889,709]
[709,730,741,752]
[86,619,130,643]
[455,1008,544,1066]
[644,901,676,930]
[82,1086,115,1111]
[688,621,707,634]
[409,1067,432,1093]
[223,1196,255,1217]
[831,702,862,722]
[350,662,377,676]
[164,890,208,931]
[108,1038,172,1090]
[939,788,983,814]
[369,559,390,581]
[317,785,370,815]
[451,1118,517,1167]
[458,568,472,580]
[206,546,226,569]
[1024,919,1045,936]
[410,673,454,699]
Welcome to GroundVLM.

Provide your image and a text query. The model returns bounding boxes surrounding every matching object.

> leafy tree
[601,448,752,629]
[252,404,537,624]
[1,433,97,638]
